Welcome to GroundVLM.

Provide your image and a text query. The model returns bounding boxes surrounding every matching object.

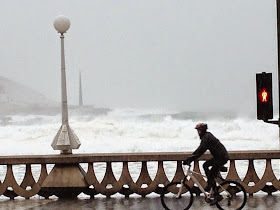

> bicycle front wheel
[160,181,193,210]
[216,180,247,210]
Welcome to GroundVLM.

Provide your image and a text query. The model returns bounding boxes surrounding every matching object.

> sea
[0,107,278,155]
[0,107,279,199]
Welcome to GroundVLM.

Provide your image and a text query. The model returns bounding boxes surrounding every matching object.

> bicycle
[160,163,247,210]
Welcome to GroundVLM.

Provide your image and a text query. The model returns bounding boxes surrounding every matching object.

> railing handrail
[0,150,279,165]
[0,150,280,198]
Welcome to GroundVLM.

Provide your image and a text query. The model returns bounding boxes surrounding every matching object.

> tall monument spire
[79,71,83,107]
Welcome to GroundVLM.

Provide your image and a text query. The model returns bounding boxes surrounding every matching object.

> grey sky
[0,0,277,115]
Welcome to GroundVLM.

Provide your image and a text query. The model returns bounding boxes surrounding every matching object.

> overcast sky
[0,0,277,115]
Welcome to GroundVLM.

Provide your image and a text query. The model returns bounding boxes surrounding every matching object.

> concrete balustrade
[0,150,280,199]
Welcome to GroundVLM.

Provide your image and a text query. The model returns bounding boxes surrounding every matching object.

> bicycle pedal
[205,197,212,203]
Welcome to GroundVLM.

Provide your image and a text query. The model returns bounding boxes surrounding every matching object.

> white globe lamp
[54,15,70,34]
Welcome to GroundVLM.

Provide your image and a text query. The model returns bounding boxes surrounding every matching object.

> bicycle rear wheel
[216,180,247,210]
[160,181,193,210]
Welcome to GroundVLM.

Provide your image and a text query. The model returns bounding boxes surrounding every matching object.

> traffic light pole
[277,0,280,148]
[264,1,280,149]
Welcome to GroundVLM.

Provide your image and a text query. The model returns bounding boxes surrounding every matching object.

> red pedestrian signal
[256,72,273,120]
[260,89,268,102]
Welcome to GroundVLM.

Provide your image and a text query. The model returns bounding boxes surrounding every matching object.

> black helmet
[195,123,208,131]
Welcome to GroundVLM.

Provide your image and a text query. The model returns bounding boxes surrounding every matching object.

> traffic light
[256,72,273,120]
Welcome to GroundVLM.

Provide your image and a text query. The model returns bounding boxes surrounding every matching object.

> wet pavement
[0,193,279,210]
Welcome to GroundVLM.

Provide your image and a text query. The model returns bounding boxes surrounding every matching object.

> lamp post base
[41,163,88,198]
[52,124,81,153]
[61,149,72,154]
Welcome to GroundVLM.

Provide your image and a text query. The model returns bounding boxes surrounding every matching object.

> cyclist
[183,123,229,205]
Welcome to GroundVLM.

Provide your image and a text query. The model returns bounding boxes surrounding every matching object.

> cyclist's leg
[203,158,215,189]
[208,164,220,193]
[208,158,228,190]
[203,158,215,177]
[208,161,224,205]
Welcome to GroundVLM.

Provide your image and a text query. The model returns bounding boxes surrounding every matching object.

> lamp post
[41,17,86,194]
[52,15,81,154]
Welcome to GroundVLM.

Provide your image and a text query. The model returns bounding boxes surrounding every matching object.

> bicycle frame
[178,165,231,200]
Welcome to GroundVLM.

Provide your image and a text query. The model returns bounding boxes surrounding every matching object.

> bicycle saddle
[220,166,228,172]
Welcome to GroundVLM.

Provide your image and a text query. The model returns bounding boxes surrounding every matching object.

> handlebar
[182,162,192,172]
[182,161,192,167]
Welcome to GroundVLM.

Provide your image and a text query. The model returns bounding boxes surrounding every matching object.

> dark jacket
[188,132,228,163]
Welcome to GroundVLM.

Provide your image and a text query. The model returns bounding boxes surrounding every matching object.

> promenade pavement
[0,193,279,210]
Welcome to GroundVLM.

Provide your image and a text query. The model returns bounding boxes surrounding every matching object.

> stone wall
[0,150,279,199]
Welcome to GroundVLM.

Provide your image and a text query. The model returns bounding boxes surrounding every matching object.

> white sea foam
[0,109,278,155]
[0,108,280,193]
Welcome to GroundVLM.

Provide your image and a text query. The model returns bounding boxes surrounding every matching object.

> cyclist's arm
[188,142,207,162]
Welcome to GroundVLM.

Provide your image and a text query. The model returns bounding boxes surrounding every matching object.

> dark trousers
[203,157,228,193]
